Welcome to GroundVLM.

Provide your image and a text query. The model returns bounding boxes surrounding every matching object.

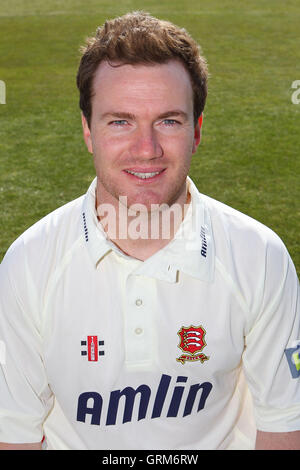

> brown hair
[76,11,208,127]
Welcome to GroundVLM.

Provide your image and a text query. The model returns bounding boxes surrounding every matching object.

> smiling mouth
[124,169,165,179]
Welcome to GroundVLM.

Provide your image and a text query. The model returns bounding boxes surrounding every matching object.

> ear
[81,113,93,154]
[192,114,203,154]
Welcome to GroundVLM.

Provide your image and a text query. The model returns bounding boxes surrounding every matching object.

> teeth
[126,170,162,179]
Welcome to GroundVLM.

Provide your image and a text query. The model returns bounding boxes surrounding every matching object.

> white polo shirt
[0,176,299,450]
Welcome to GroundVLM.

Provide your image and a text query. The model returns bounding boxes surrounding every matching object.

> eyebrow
[100,110,189,121]
[158,110,189,121]
[100,112,135,121]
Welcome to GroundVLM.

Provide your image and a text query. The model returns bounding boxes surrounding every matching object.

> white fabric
[0,176,299,449]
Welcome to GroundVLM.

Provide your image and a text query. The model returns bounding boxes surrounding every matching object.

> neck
[95,190,191,261]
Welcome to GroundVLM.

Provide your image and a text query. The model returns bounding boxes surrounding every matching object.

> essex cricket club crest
[176,325,209,364]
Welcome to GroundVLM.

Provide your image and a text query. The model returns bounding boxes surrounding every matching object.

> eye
[109,120,128,127]
[162,119,179,126]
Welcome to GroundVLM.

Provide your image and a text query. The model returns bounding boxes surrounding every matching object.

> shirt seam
[41,235,85,335]
[215,256,250,319]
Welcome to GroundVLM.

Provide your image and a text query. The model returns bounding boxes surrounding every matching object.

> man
[0,11,299,450]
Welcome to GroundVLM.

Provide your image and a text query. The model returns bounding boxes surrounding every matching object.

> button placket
[132,294,145,339]
[124,274,155,367]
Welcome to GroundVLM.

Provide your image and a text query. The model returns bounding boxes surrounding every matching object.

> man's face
[82,59,201,211]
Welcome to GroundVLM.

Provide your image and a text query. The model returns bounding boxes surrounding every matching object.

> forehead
[91,59,194,114]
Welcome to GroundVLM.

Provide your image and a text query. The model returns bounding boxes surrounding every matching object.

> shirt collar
[81,177,124,264]
[81,176,215,283]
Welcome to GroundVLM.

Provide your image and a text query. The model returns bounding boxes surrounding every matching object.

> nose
[129,126,163,160]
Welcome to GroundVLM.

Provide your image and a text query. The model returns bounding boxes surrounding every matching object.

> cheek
[165,134,194,163]
[91,128,194,167]
[92,135,123,166]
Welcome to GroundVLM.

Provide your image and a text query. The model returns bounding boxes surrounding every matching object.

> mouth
[124,168,166,181]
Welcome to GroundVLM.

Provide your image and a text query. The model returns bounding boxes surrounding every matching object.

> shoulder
[200,193,297,321]
[201,193,288,261]
[1,195,85,281]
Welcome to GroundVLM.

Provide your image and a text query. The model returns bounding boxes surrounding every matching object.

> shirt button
[135,299,143,306]
[135,327,143,335]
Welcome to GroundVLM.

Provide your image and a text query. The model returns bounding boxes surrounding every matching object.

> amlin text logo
[285,341,300,378]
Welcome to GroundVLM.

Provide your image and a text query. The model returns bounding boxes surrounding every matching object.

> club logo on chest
[176,325,209,364]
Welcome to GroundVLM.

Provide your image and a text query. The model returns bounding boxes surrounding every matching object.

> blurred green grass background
[0,0,299,276]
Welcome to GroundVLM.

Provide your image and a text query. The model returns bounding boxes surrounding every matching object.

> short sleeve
[242,234,300,432]
[0,240,54,443]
